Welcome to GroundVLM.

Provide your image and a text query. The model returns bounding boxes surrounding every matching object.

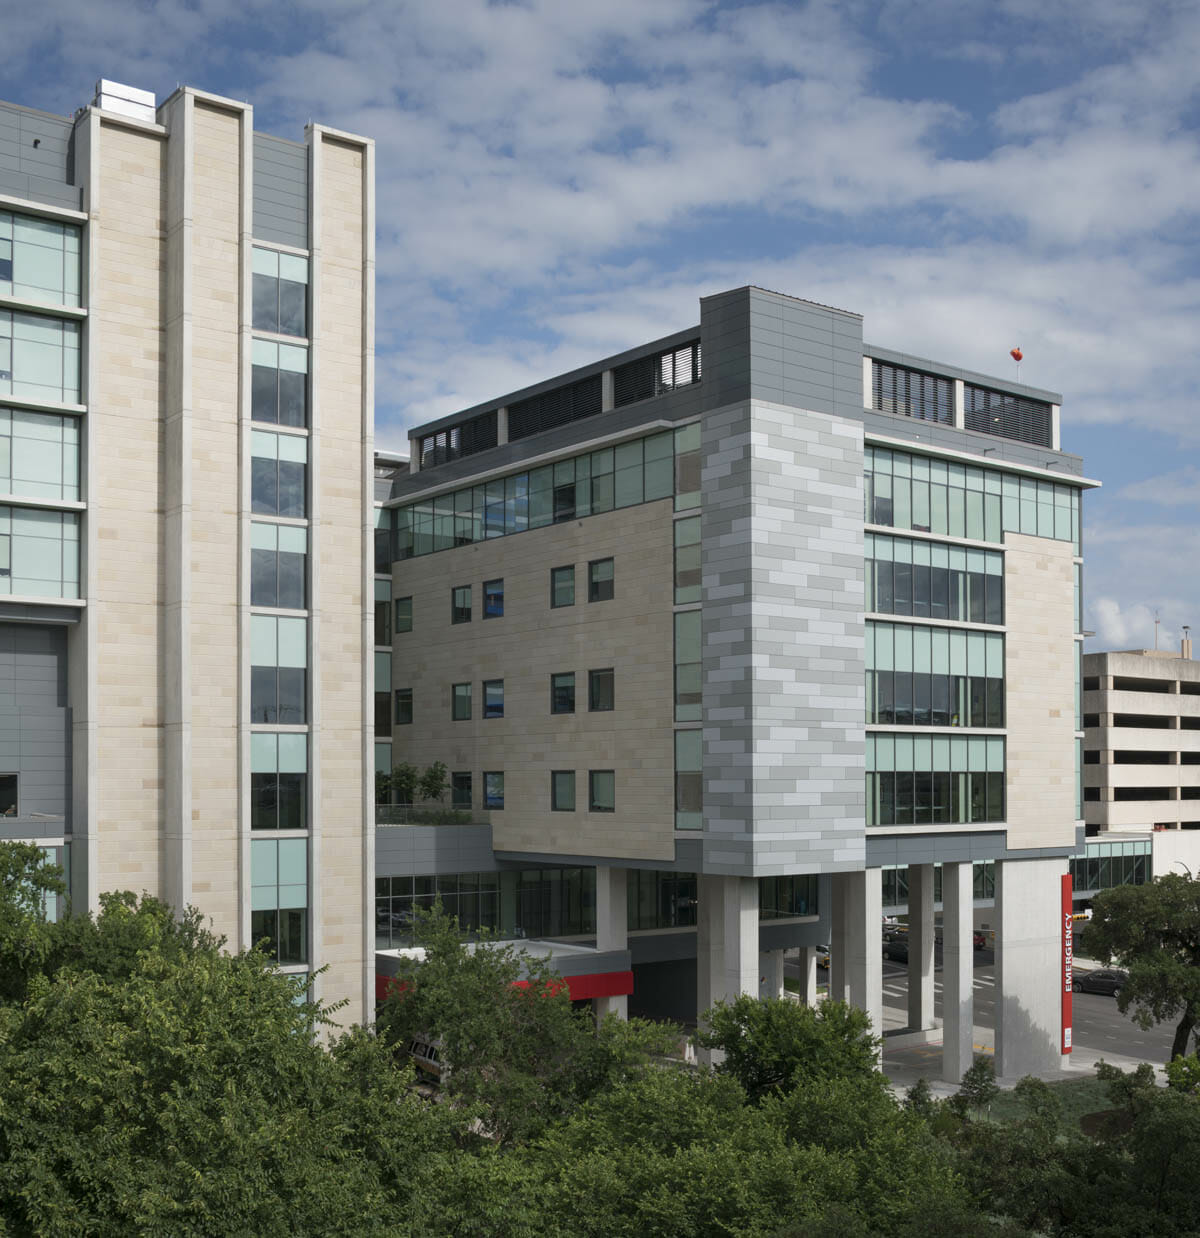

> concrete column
[844,869,883,1040]
[995,857,1067,1080]
[797,946,818,1005]
[906,863,936,1031]
[759,950,785,999]
[942,860,974,1084]
[829,872,851,1004]
[593,866,628,1021]
[953,378,965,429]
[697,874,759,1028]
[601,370,614,412]
[496,406,509,445]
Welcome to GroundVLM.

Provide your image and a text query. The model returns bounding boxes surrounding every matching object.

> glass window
[0,212,81,307]
[250,733,307,830]
[394,688,413,725]
[251,523,306,610]
[252,247,308,337]
[251,430,306,518]
[674,517,701,604]
[387,596,409,637]
[251,339,308,427]
[250,614,307,724]
[675,611,701,722]
[451,772,472,808]
[0,312,81,404]
[375,651,392,739]
[451,585,471,624]
[0,408,80,500]
[0,506,79,598]
[452,682,472,721]
[588,558,614,603]
[484,771,504,810]
[250,837,308,964]
[675,729,702,829]
[589,770,615,813]
[484,578,504,618]
[551,672,575,714]
[483,679,504,719]
[551,565,575,608]
[551,770,575,811]
[588,668,614,712]
[674,422,701,511]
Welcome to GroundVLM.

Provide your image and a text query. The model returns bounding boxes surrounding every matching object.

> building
[0,81,375,1023]
[1077,643,1200,893]
[375,285,1096,1080]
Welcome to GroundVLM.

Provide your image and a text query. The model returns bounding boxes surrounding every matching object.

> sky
[8,0,1200,651]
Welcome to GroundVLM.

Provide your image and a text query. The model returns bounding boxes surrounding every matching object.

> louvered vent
[419,408,498,469]
[613,341,701,409]
[964,385,1052,447]
[872,360,953,424]
[508,374,603,441]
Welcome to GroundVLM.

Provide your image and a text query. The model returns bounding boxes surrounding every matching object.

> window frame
[551,769,576,811]
[550,565,575,609]
[452,682,472,721]
[588,557,614,603]
[483,679,504,719]
[588,769,615,813]
[550,671,576,714]
[588,667,615,713]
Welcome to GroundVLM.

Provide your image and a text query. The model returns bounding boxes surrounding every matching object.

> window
[0,211,81,307]
[395,596,413,635]
[250,615,307,724]
[251,523,306,609]
[394,688,413,725]
[674,517,700,604]
[551,770,575,811]
[373,580,391,645]
[865,733,1005,827]
[675,611,701,722]
[451,585,471,624]
[250,734,306,830]
[484,771,504,809]
[550,565,575,608]
[589,770,615,813]
[250,837,307,964]
[588,668,614,712]
[484,578,504,618]
[375,651,391,738]
[251,339,308,427]
[484,679,504,719]
[551,672,575,714]
[0,311,80,404]
[675,730,702,829]
[452,682,472,720]
[588,558,614,602]
[0,773,17,816]
[252,247,308,337]
[451,772,472,809]
[865,533,1003,625]
[0,408,80,501]
[251,430,306,518]
[0,506,79,599]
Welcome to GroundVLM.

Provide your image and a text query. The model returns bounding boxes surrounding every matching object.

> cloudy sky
[10,0,1200,651]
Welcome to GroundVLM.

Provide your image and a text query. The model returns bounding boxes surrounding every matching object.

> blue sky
[9,0,1200,651]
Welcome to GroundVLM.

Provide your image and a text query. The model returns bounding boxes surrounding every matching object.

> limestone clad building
[0,81,374,1022]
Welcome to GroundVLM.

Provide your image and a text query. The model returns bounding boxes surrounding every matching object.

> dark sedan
[1073,968,1128,997]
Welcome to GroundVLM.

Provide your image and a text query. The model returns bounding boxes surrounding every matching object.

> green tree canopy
[0,841,65,1003]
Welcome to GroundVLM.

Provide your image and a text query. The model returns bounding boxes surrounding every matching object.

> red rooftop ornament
[1010,347,1023,362]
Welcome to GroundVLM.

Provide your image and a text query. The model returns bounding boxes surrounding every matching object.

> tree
[951,1055,999,1117]
[696,994,882,1102]
[374,768,392,805]
[418,760,449,806]
[1081,872,1200,1059]
[0,842,65,1004]
[389,761,420,806]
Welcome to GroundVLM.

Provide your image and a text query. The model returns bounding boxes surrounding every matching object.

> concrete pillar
[797,946,818,1006]
[593,866,628,1021]
[829,872,851,1004]
[496,406,509,445]
[759,950,785,999]
[906,863,936,1031]
[697,874,759,1020]
[845,868,883,1041]
[942,861,974,1084]
[601,370,614,412]
[995,857,1067,1080]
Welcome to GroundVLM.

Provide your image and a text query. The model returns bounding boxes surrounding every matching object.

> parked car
[814,944,831,970]
[882,936,908,963]
[973,930,987,949]
[1073,968,1128,997]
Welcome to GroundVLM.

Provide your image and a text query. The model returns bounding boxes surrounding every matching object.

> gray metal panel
[0,103,79,209]
[375,823,501,875]
[865,826,1085,867]
[865,342,1062,406]
[252,133,308,249]
[0,602,81,625]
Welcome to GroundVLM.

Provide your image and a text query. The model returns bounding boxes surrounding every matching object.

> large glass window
[675,611,701,722]
[452,585,471,624]
[0,212,81,307]
[675,729,702,829]
[551,672,575,714]
[394,688,413,725]
[395,596,413,635]
[374,579,391,645]
[674,516,701,603]
[0,408,80,500]
[867,622,1004,728]
[551,565,575,608]
[375,651,392,738]
[250,615,307,724]
[551,770,575,811]
[251,522,306,609]
[484,578,504,618]
[452,683,471,720]
[0,506,79,598]
[0,312,80,404]
[251,837,307,964]
[588,668,614,712]
[866,533,1003,624]
[483,679,504,719]
[252,247,308,337]
[250,733,307,830]
[251,339,308,427]
[588,558,614,603]
[589,770,615,813]
[674,422,701,512]
[759,874,819,919]
[484,771,504,809]
[451,772,472,808]
[866,733,1005,826]
[251,430,306,518]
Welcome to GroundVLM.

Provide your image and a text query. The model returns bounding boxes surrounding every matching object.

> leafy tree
[376,906,677,1145]
[696,994,881,1102]
[1165,1051,1200,1095]
[952,1055,1000,1117]
[1081,872,1200,1059]
[389,761,420,806]
[374,768,392,805]
[418,760,449,805]
[0,841,64,1003]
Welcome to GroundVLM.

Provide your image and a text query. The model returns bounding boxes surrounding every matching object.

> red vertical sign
[1061,873,1073,1054]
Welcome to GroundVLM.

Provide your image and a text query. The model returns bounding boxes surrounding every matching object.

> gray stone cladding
[700,397,866,876]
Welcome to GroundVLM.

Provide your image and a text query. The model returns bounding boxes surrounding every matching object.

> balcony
[376,803,491,827]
